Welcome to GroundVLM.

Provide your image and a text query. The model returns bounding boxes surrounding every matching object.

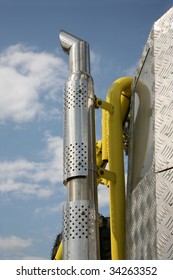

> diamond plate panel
[154,8,173,172]
[126,165,157,259]
[126,7,173,260]
[156,170,173,259]
[154,7,173,260]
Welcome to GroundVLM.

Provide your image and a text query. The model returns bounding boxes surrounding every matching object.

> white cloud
[38,107,63,122]
[0,133,63,198]
[0,44,68,123]
[0,235,32,252]
[35,201,65,217]
[98,185,109,208]
[0,180,54,198]
[0,44,101,123]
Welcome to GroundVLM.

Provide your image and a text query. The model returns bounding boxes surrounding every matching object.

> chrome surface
[59,30,90,75]
[63,78,88,183]
[59,30,99,259]
[63,200,98,260]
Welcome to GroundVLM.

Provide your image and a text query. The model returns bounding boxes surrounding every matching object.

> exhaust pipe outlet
[59,30,99,259]
[59,30,90,75]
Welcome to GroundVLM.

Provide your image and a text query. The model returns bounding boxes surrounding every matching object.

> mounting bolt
[100,170,104,175]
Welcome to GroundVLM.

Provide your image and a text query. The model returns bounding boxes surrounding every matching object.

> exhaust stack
[59,30,99,259]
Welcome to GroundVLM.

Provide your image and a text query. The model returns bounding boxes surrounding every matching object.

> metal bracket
[97,167,116,184]
[95,96,114,114]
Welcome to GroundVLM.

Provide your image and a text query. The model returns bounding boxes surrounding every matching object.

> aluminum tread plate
[127,7,173,259]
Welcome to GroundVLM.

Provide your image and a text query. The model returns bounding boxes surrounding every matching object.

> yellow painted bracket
[96,140,104,168]
[97,167,116,184]
[95,97,114,114]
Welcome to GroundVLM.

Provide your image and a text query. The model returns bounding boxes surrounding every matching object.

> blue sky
[0,0,172,259]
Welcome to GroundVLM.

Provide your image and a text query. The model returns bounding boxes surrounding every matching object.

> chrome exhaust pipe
[59,30,99,259]
[59,30,90,75]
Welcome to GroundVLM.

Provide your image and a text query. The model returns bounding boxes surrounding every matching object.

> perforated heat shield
[63,79,88,184]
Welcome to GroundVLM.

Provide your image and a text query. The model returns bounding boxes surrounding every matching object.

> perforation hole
[64,82,87,110]
[63,203,93,241]
[64,142,87,176]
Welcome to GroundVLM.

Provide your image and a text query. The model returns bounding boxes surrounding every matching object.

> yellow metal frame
[101,77,133,259]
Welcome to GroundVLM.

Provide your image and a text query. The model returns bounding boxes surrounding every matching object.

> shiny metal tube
[60,30,90,75]
[59,30,81,53]
[59,30,99,259]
